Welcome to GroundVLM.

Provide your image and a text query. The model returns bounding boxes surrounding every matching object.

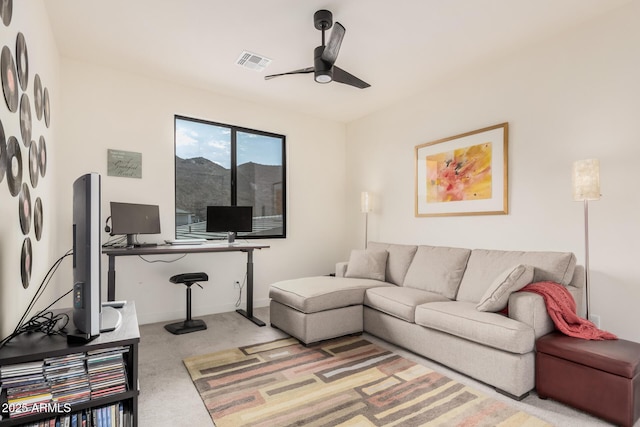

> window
[174,115,286,239]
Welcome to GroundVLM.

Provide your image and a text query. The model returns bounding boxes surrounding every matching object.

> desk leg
[236,249,265,326]
[107,255,116,302]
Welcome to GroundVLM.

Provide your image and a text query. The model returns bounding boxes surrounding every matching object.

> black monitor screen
[110,202,161,235]
[206,206,253,232]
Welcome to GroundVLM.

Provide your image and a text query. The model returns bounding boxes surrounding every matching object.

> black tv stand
[0,303,140,426]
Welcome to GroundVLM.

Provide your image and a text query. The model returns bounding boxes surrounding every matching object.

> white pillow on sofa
[476,264,534,312]
[345,249,388,281]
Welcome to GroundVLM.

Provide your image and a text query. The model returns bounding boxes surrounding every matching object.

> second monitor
[206,206,252,244]
[110,202,161,247]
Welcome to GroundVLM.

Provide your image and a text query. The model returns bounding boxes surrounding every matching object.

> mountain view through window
[174,116,286,240]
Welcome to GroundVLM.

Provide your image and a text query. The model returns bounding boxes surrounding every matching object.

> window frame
[174,114,287,240]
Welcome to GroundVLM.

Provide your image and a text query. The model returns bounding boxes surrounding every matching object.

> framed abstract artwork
[415,123,508,217]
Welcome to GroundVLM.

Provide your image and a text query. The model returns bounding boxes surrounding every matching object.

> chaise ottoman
[536,332,640,427]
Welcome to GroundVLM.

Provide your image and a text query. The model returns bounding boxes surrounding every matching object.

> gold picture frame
[415,123,508,217]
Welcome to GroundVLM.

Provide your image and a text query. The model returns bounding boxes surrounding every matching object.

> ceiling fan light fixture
[315,71,332,83]
[313,45,333,84]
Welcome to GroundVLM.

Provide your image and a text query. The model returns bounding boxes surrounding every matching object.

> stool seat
[165,272,209,335]
[170,272,208,284]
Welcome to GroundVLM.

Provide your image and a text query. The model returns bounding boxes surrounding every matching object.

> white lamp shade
[572,159,600,201]
[360,191,372,213]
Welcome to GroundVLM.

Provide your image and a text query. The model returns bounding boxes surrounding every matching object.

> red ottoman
[536,332,640,427]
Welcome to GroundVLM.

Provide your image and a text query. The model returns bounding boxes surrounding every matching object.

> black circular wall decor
[43,87,50,128]
[21,237,32,289]
[38,135,46,177]
[19,92,31,147]
[16,32,27,91]
[6,135,21,196]
[33,73,42,120]
[18,182,31,235]
[0,119,6,184]
[29,140,38,187]
[34,197,43,241]
[0,0,12,27]
[1,45,18,112]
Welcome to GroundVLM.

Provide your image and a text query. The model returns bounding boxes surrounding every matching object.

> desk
[102,243,269,326]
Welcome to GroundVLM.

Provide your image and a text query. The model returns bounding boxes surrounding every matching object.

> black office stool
[164,272,208,335]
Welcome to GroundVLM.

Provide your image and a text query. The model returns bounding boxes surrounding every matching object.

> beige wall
[0,2,60,338]
[1,3,349,335]
[2,1,638,342]
[51,59,349,325]
[346,1,640,340]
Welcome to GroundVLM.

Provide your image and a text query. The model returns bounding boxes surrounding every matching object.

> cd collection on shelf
[8,402,125,427]
[0,361,52,419]
[86,348,128,400]
[0,346,129,424]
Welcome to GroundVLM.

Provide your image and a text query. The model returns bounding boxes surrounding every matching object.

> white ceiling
[44,0,629,123]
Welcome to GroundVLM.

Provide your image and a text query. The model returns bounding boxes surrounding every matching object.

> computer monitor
[110,202,161,247]
[206,206,252,243]
[72,173,121,341]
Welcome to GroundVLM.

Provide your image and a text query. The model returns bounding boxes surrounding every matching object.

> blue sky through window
[176,118,282,169]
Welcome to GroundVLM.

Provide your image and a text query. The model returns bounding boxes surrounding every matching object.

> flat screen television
[72,173,121,341]
[110,202,161,247]
[206,206,253,244]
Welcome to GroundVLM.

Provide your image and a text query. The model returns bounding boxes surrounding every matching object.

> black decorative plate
[19,92,31,147]
[21,237,32,289]
[29,140,38,187]
[0,0,12,27]
[38,135,46,177]
[43,87,50,128]
[16,32,27,91]
[6,135,21,196]
[0,119,6,183]
[19,182,31,235]
[33,73,43,120]
[34,197,43,241]
[1,45,18,112]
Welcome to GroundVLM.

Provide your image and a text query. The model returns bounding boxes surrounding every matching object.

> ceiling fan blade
[264,67,314,80]
[321,22,345,66]
[332,66,370,89]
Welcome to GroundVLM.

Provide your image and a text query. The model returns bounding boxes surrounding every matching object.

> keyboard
[164,238,207,245]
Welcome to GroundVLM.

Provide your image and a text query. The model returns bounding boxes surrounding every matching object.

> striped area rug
[183,336,549,426]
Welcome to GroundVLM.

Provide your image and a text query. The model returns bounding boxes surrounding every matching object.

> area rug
[183,336,549,426]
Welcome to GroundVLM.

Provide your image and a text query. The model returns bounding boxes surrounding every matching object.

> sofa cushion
[402,245,471,299]
[364,287,450,323]
[456,249,577,303]
[476,264,534,312]
[344,249,389,281]
[414,301,535,354]
[367,242,418,285]
[269,276,391,314]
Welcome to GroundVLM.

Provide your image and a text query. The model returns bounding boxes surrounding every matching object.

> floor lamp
[361,191,372,249]
[572,159,600,320]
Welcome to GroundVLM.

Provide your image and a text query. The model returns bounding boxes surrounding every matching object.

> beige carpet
[184,336,550,426]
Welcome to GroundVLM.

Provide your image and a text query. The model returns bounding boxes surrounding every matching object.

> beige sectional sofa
[269,242,584,399]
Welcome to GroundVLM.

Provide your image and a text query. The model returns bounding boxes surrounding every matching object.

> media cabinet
[0,303,139,426]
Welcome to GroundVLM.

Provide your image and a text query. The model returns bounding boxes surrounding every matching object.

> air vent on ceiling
[236,51,271,72]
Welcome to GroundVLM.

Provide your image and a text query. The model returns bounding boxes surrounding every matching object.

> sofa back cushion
[344,249,389,282]
[402,245,471,299]
[456,249,577,303]
[367,242,418,285]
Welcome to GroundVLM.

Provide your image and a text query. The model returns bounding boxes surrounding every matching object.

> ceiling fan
[265,9,370,89]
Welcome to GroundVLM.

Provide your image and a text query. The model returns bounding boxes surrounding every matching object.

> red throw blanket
[520,281,617,340]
